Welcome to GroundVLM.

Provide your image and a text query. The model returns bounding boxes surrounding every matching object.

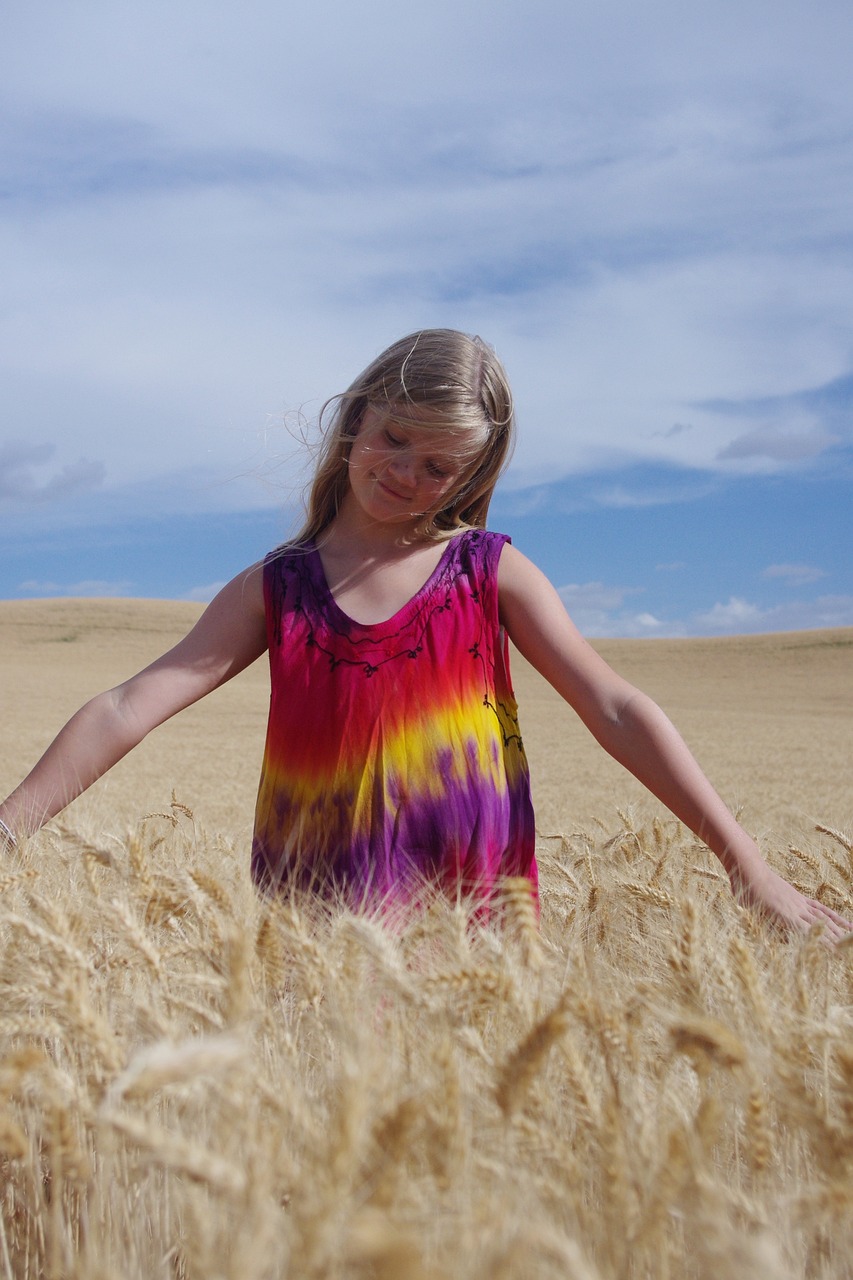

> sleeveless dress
[251,528,536,911]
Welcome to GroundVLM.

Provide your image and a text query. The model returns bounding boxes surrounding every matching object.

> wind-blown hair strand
[294,329,516,544]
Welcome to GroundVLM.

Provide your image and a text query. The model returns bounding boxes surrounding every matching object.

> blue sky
[2,0,852,636]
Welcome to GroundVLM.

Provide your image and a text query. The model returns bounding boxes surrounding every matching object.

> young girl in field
[0,330,849,938]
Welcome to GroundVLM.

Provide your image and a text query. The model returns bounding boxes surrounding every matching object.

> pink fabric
[252,529,536,912]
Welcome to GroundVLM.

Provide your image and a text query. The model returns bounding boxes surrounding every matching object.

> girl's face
[346,404,484,527]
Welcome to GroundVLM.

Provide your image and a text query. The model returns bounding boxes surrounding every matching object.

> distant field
[1,600,852,1278]
[1,598,851,844]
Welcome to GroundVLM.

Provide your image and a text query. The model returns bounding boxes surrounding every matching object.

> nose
[386,449,417,488]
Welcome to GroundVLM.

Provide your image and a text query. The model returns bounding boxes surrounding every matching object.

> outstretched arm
[498,545,851,939]
[0,565,267,843]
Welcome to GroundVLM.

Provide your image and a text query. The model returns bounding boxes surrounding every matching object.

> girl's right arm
[0,564,268,843]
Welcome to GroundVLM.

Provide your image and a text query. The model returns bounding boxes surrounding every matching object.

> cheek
[350,438,384,473]
[366,449,394,478]
[425,474,461,507]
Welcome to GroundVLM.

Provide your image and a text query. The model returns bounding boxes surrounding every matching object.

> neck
[324,494,430,559]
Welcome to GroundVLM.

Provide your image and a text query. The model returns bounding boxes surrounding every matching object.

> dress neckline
[309,533,463,630]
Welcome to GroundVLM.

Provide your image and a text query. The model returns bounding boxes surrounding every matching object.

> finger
[804,908,853,946]
[809,900,853,931]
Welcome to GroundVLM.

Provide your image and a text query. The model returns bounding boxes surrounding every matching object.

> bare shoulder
[213,559,266,619]
[145,560,268,685]
[185,561,267,659]
[113,561,269,733]
[497,540,554,599]
[496,541,634,717]
[497,541,572,630]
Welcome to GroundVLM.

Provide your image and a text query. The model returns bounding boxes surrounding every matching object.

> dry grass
[1,806,852,1279]
[1,604,852,1277]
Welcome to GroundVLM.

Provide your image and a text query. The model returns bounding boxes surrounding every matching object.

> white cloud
[717,424,838,463]
[2,0,850,633]
[556,582,674,638]
[0,440,105,505]
[693,594,853,634]
[694,597,766,631]
[762,563,827,586]
[585,479,717,510]
[184,581,227,603]
[18,579,132,598]
[554,584,853,639]
[558,582,642,614]
[1,0,852,543]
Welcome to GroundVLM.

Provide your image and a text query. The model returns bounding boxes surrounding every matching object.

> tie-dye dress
[251,528,536,910]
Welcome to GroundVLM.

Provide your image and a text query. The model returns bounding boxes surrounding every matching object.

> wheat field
[1,601,852,1279]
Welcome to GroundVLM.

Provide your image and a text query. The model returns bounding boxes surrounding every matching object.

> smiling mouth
[376,478,412,502]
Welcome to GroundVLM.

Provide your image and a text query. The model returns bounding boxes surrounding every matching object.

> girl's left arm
[498,544,851,939]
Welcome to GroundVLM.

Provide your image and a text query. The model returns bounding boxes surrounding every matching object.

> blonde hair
[295,329,515,543]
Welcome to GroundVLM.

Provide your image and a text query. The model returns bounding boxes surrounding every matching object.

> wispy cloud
[762,563,827,586]
[700,372,853,426]
[585,479,718,510]
[693,594,853,634]
[184,581,227,603]
[558,582,642,613]
[693,597,766,631]
[2,0,852,510]
[2,115,314,210]
[717,424,838,464]
[18,578,132,597]
[2,0,852,630]
[0,441,105,504]
[557,582,853,639]
[703,372,853,469]
[556,582,667,637]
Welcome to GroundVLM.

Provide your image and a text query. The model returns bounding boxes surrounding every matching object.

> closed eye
[384,429,405,447]
[426,460,448,479]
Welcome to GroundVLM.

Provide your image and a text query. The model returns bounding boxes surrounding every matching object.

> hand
[730,860,852,943]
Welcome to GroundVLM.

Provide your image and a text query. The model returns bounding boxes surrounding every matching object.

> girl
[0,330,848,938]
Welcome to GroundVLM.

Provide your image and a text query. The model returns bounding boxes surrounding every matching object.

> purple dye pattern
[251,528,537,911]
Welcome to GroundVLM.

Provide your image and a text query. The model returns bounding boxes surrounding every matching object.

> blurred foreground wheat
[1,799,852,1279]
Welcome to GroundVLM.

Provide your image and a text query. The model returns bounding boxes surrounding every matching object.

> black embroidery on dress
[271,535,480,675]
[265,530,525,750]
